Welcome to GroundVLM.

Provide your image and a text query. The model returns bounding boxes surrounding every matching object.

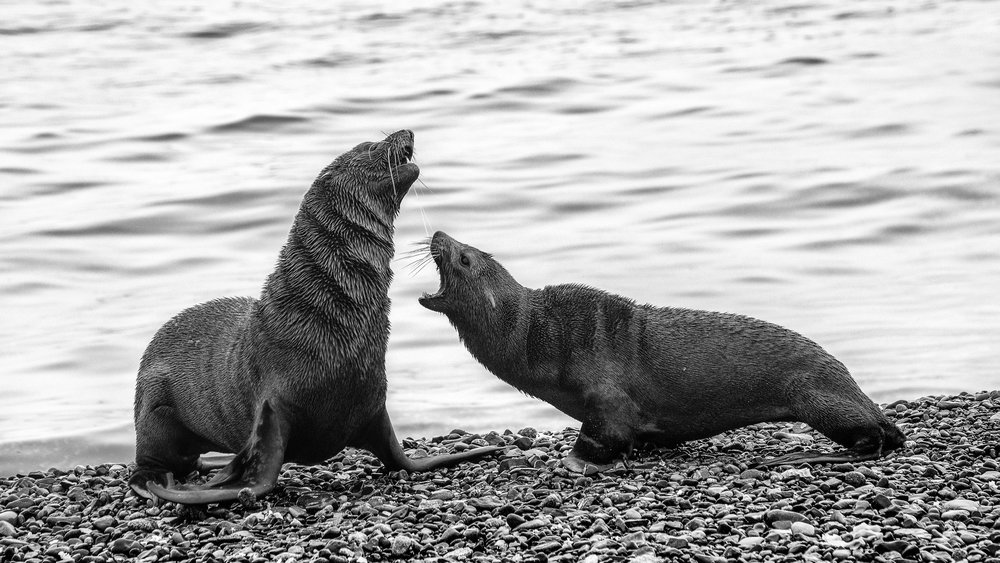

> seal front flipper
[360,408,501,472]
[561,404,634,475]
[147,400,289,504]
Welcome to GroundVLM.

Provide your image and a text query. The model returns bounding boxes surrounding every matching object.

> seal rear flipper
[757,447,883,468]
[147,399,289,505]
[360,408,502,473]
[198,454,237,474]
[758,431,887,467]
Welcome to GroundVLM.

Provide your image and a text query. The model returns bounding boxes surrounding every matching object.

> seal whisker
[411,258,435,276]
[409,182,432,237]
[402,254,435,276]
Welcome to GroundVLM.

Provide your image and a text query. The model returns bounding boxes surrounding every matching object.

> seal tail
[360,408,501,473]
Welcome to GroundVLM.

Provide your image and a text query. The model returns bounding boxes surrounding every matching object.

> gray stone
[841,471,867,487]
[764,509,807,525]
[942,499,980,514]
[790,521,815,536]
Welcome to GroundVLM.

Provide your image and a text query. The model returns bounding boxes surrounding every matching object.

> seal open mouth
[418,232,449,312]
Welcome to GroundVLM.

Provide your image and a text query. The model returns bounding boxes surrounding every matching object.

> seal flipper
[147,399,289,504]
[758,428,888,467]
[757,448,882,467]
[198,454,237,473]
[562,404,634,475]
[360,408,501,472]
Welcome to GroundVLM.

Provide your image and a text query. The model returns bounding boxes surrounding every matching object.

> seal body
[130,133,498,504]
[419,231,905,473]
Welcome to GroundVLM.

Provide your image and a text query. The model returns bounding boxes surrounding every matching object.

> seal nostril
[402,144,413,161]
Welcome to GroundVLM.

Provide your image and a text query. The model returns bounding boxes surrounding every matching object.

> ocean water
[1,0,998,474]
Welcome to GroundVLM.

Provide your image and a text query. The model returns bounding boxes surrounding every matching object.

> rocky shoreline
[1,392,998,562]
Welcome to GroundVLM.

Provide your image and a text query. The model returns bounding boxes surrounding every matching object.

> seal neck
[452,286,534,388]
[258,184,396,368]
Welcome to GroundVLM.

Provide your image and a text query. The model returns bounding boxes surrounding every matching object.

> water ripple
[182,21,273,40]
[209,114,311,134]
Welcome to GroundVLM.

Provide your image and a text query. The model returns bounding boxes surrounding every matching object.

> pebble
[738,536,765,549]
[764,509,807,525]
[0,392,995,562]
[841,471,867,487]
[942,499,981,514]
[790,522,815,536]
[92,515,116,532]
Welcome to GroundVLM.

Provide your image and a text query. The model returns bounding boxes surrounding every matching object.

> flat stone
[942,509,970,520]
[764,509,807,525]
[942,499,981,514]
[894,528,932,540]
[515,519,547,531]
[534,540,561,552]
[467,496,503,511]
[790,522,815,536]
[429,489,455,501]
[936,400,964,409]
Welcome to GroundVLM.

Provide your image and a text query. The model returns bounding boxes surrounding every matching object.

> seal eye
[460,254,470,267]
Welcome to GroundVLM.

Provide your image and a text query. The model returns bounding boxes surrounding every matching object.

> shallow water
[1,0,998,474]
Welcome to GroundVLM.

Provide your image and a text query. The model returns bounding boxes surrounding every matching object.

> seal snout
[419,231,455,313]
[385,129,415,161]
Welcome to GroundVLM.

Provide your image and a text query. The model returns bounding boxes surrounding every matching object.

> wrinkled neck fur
[451,283,532,387]
[258,182,396,366]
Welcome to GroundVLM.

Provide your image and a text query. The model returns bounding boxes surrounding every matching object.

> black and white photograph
[1,1,998,561]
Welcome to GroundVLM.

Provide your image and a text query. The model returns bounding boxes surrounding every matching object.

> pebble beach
[1,391,998,563]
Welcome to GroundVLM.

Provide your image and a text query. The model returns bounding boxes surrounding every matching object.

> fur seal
[129,132,499,504]
[418,231,905,474]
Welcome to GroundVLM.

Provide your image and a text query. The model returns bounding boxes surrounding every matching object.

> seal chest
[419,231,906,474]
[130,133,499,504]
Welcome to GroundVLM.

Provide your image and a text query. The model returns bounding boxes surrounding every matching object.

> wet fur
[131,133,498,503]
[420,232,906,469]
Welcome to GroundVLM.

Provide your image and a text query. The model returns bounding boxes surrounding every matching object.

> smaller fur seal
[130,133,499,504]
[418,231,905,474]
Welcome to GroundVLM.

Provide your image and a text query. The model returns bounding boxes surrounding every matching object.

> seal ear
[484,288,497,309]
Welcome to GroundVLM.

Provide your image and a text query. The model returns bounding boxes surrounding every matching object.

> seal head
[419,231,514,315]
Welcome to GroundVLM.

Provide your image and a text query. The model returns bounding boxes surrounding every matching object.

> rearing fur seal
[418,231,905,474]
[129,132,499,504]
